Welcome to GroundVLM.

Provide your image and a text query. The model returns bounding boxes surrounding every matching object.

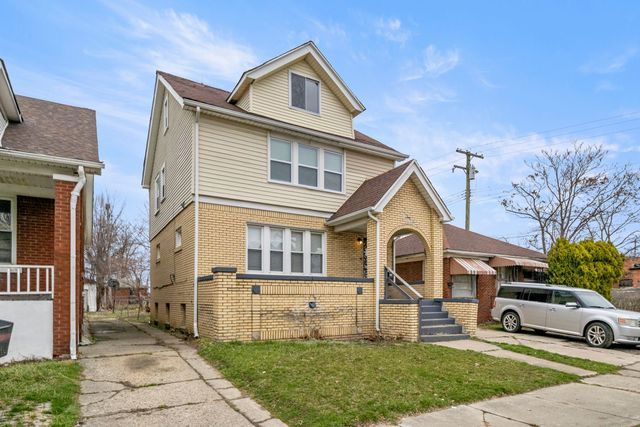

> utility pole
[452,148,484,230]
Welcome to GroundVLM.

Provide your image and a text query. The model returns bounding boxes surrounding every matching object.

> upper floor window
[247,225,325,275]
[154,164,166,214]
[269,136,344,193]
[290,72,319,114]
[0,198,14,264]
[162,95,169,134]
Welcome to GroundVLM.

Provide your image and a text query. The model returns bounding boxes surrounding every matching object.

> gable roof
[227,41,365,116]
[158,71,400,154]
[0,59,22,122]
[327,160,452,224]
[2,95,100,163]
[396,224,546,260]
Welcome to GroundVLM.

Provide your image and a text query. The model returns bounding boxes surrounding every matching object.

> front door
[546,290,582,334]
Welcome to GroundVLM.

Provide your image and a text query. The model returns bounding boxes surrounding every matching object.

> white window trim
[153,174,161,215]
[0,195,17,265]
[162,95,169,134]
[245,224,326,276]
[160,163,166,202]
[174,227,182,251]
[267,133,345,194]
[288,70,321,116]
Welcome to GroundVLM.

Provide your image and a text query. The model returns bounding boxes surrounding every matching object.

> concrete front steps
[420,300,470,343]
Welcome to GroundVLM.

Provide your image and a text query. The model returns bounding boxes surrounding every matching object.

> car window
[526,288,551,303]
[552,290,578,305]
[497,286,523,300]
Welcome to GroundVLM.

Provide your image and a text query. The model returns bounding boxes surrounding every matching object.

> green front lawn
[493,342,619,374]
[0,360,81,426]
[199,340,578,426]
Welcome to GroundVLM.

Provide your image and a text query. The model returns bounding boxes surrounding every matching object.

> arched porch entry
[384,227,430,299]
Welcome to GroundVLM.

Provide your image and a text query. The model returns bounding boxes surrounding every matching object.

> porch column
[53,180,83,357]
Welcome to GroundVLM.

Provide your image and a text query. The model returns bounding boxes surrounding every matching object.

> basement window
[290,72,320,114]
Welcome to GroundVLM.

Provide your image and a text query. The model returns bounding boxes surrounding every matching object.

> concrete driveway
[390,327,640,426]
[79,318,286,427]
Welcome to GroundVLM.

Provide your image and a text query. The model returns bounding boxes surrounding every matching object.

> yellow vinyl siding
[236,88,251,111]
[249,60,354,138]
[198,115,394,213]
[149,88,194,238]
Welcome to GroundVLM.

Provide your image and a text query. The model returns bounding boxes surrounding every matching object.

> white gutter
[193,106,201,338]
[367,211,381,332]
[0,149,104,173]
[182,99,408,161]
[69,166,86,360]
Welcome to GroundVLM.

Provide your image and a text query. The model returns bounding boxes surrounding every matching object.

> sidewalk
[79,318,286,426]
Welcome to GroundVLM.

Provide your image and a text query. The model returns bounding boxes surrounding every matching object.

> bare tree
[85,194,149,311]
[502,143,640,253]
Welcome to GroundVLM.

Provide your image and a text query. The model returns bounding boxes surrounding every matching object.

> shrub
[547,238,624,300]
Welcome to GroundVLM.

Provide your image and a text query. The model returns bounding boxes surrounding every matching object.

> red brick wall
[17,196,55,265]
[53,181,84,358]
[396,260,423,282]
[442,257,496,324]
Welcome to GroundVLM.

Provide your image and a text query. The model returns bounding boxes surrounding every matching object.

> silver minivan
[491,282,640,348]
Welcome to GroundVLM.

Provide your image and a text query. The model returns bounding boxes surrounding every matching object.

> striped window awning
[489,256,549,269]
[450,258,496,276]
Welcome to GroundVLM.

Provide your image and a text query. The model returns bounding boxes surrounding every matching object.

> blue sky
[1,1,639,247]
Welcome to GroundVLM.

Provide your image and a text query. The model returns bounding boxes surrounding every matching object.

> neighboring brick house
[618,257,640,288]
[396,224,547,323]
[142,42,479,342]
[0,59,103,362]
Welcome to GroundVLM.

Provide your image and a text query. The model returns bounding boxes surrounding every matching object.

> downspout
[193,106,201,337]
[367,211,380,332]
[70,166,86,360]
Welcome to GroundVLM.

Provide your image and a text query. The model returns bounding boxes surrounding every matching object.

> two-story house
[142,42,478,343]
[0,59,102,363]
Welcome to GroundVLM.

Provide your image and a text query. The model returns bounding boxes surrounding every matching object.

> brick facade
[396,260,422,282]
[442,257,496,324]
[379,302,419,341]
[53,181,84,357]
[441,300,478,336]
[17,196,55,265]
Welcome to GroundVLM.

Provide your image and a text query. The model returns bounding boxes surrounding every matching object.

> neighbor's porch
[0,156,94,361]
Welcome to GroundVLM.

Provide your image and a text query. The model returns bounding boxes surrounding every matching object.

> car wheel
[585,322,614,348]
[501,311,521,333]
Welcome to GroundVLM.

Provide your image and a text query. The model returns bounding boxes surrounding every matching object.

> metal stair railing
[384,267,424,300]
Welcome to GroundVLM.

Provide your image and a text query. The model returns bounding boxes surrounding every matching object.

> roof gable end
[227,41,365,116]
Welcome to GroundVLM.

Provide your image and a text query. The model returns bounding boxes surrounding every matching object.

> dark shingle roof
[329,161,412,221]
[396,224,546,260]
[158,71,403,155]
[2,95,99,162]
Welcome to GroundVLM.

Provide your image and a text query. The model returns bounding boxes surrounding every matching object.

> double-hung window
[269,138,292,183]
[290,73,320,114]
[269,136,344,192]
[247,225,325,275]
[0,198,14,264]
[298,145,318,187]
[324,151,343,192]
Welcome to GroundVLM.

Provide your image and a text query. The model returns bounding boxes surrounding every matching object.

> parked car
[491,282,640,348]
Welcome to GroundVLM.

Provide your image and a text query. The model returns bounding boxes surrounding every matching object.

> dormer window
[290,72,319,114]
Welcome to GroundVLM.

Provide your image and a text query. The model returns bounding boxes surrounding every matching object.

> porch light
[356,237,363,245]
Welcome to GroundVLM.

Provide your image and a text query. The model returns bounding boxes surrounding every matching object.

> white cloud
[402,44,460,81]
[375,18,410,44]
[594,80,617,92]
[580,47,638,74]
[104,1,257,84]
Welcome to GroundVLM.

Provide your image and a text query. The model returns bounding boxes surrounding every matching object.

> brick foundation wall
[197,268,375,341]
[379,302,419,341]
[440,300,478,336]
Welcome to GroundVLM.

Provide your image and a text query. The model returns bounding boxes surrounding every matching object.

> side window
[497,286,522,300]
[553,290,578,305]
[162,95,169,133]
[526,288,551,303]
[270,139,292,183]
